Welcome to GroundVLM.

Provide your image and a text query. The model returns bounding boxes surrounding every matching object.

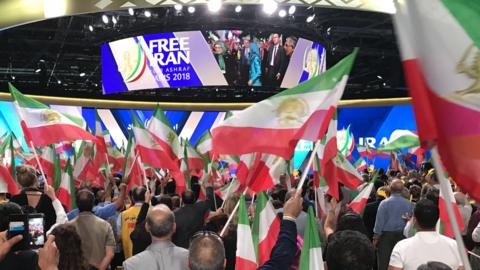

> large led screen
[101,30,325,94]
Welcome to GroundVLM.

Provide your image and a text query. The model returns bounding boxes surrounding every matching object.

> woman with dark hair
[50,224,89,270]
[10,165,56,231]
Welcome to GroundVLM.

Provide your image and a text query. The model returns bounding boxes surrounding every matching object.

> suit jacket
[266,45,286,75]
[172,187,213,249]
[123,240,189,270]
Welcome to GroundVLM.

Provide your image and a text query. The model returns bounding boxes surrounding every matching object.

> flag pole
[29,141,47,185]
[296,140,321,197]
[220,179,235,209]
[220,188,248,237]
[431,146,472,270]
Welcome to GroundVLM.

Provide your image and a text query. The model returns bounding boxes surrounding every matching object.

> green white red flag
[299,207,324,270]
[122,133,144,191]
[236,194,257,270]
[8,83,97,147]
[131,113,179,171]
[215,179,240,200]
[195,130,213,157]
[147,106,182,164]
[354,157,368,172]
[56,159,76,211]
[378,130,420,152]
[212,50,357,159]
[393,0,480,199]
[236,153,286,193]
[252,192,281,266]
[357,144,374,160]
[0,164,19,195]
[348,182,374,215]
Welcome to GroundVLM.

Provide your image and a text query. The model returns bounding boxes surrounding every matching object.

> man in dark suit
[265,33,286,87]
[238,36,251,85]
[172,186,213,249]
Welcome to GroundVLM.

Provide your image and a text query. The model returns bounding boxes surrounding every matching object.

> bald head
[146,204,175,239]
[189,235,225,270]
[390,179,404,194]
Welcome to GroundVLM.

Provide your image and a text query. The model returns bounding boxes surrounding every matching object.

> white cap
[0,180,7,193]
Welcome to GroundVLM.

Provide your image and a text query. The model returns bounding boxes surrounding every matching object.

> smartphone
[7,214,28,251]
[27,214,45,249]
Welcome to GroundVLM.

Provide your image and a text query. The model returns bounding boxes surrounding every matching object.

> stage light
[377,75,383,79]
[79,72,86,77]
[88,25,94,32]
[188,6,195,13]
[174,4,183,11]
[262,0,278,15]
[112,16,117,25]
[306,14,315,23]
[35,69,41,73]
[144,10,151,17]
[278,9,286,17]
[128,8,134,16]
[11,75,15,80]
[57,80,61,84]
[288,5,296,15]
[102,14,109,24]
[235,5,242,13]
[208,0,222,13]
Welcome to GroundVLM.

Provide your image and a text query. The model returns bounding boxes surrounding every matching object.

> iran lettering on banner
[299,207,324,270]
[236,194,257,270]
[8,83,97,147]
[393,0,480,199]
[212,50,357,160]
[252,192,280,266]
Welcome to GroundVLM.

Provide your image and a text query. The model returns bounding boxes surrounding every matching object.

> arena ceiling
[0,1,407,105]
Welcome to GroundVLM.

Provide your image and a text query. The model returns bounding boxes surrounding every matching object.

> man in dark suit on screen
[265,33,286,87]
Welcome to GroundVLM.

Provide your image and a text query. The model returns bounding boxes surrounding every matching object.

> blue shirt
[67,202,117,220]
[374,194,412,235]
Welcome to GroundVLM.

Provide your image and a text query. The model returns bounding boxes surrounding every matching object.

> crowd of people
[0,161,479,270]
[207,31,297,87]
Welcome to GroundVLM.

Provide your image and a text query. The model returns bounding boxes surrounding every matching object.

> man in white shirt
[388,199,464,270]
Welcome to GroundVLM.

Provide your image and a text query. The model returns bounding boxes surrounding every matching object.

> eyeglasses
[191,230,223,244]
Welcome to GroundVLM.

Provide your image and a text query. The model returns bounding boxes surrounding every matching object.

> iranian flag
[122,133,144,190]
[312,154,328,216]
[94,111,108,154]
[252,192,281,266]
[56,160,76,211]
[371,148,391,158]
[236,153,286,193]
[408,146,425,167]
[299,207,324,270]
[438,171,464,238]
[319,113,341,199]
[147,106,181,163]
[195,130,213,157]
[212,50,357,160]
[378,130,420,152]
[215,179,240,200]
[236,194,257,270]
[337,126,355,160]
[181,139,205,172]
[354,157,368,172]
[103,130,124,173]
[323,151,363,199]
[8,83,97,147]
[38,146,56,185]
[393,1,480,199]
[389,151,405,173]
[357,144,374,160]
[73,142,96,182]
[132,113,179,171]
[0,164,19,195]
[348,182,374,214]
[0,133,17,178]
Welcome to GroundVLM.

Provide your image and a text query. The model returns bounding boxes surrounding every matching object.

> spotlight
[235,5,242,13]
[174,4,183,11]
[288,5,296,15]
[102,14,109,24]
[188,6,195,13]
[88,25,94,32]
[278,9,286,17]
[208,0,222,12]
[377,75,383,79]
[112,16,117,24]
[128,8,134,16]
[79,72,86,77]
[144,10,151,17]
[35,69,41,73]
[306,14,315,23]
[57,80,61,84]
[177,88,181,91]
[262,0,278,15]
[11,75,15,80]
